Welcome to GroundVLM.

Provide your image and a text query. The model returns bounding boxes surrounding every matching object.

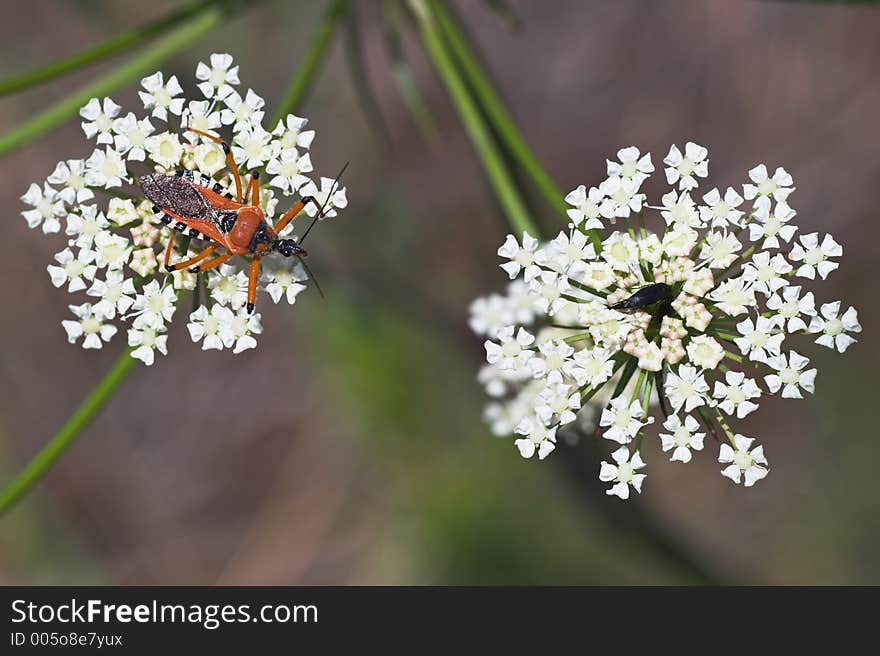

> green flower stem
[410,0,538,237]
[0,349,137,516]
[0,0,221,97]
[273,0,351,122]
[429,1,568,220]
[0,4,228,158]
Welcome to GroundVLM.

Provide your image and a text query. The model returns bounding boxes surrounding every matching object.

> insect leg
[247,170,261,206]
[165,244,217,272]
[246,256,261,314]
[272,196,319,235]
[190,251,234,274]
[162,233,176,269]
[186,127,243,203]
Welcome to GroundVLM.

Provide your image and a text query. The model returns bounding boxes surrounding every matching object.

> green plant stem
[0,0,220,97]
[0,350,137,516]
[0,4,228,158]
[273,0,351,122]
[410,0,537,237]
[430,1,569,222]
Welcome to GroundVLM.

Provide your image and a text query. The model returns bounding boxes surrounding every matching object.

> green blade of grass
[409,0,538,237]
[0,349,137,516]
[382,0,439,139]
[0,0,221,97]
[273,0,351,122]
[429,1,568,220]
[0,3,231,158]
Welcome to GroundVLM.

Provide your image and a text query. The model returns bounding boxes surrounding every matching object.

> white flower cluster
[22,54,347,365]
[471,143,860,498]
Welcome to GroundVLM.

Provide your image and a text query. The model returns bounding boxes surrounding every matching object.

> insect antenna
[299,161,349,246]
[296,255,325,299]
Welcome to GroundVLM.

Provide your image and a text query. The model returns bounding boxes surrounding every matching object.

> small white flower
[209,264,249,309]
[266,148,313,193]
[144,131,185,169]
[764,351,817,399]
[221,309,262,353]
[47,159,94,205]
[664,142,708,191]
[708,277,755,316]
[564,184,604,230]
[230,123,273,169]
[485,326,535,373]
[530,339,574,379]
[93,230,132,270]
[808,302,861,353]
[128,324,168,366]
[699,230,742,269]
[498,232,540,280]
[263,264,308,304]
[187,304,234,350]
[62,303,117,349]
[741,251,792,296]
[301,176,348,218]
[743,164,793,202]
[600,396,652,444]
[66,204,110,247]
[601,231,640,271]
[661,225,699,257]
[700,187,744,228]
[539,230,595,273]
[606,146,654,183]
[659,415,705,463]
[789,232,842,280]
[536,379,581,426]
[599,447,646,499]
[514,416,557,460]
[181,99,223,138]
[748,197,797,250]
[220,88,265,131]
[47,246,97,292]
[664,364,710,412]
[568,347,615,388]
[686,335,725,370]
[766,285,816,333]
[79,97,121,144]
[528,270,569,315]
[21,182,64,233]
[84,147,128,188]
[86,270,136,320]
[599,176,644,219]
[139,72,184,120]
[131,280,177,329]
[195,53,239,99]
[469,294,513,338]
[272,114,315,151]
[659,190,701,228]
[734,316,785,362]
[111,112,154,161]
[713,370,761,418]
[719,434,768,487]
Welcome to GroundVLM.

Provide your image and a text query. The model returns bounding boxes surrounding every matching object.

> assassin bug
[138,127,344,313]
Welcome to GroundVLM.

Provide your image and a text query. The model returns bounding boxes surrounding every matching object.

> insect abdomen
[610,283,673,311]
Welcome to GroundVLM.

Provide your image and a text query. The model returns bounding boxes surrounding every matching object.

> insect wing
[140,174,216,222]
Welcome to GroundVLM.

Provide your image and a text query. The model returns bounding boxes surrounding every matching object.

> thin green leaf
[273,0,351,123]
[430,1,578,229]
[0,350,137,516]
[409,0,538,237]
[382,0,439,138]
[0,4,230,158]
[0,0,221,97]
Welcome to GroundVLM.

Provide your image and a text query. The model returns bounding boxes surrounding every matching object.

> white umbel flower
[719,434,769,487]
[469,142,858,496]
[599,447,647,499]
[62,303,117,349]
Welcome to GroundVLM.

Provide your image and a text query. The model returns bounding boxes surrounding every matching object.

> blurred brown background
[0,0,878,585]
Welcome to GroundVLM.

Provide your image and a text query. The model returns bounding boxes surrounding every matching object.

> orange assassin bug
[138,127,344,313]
